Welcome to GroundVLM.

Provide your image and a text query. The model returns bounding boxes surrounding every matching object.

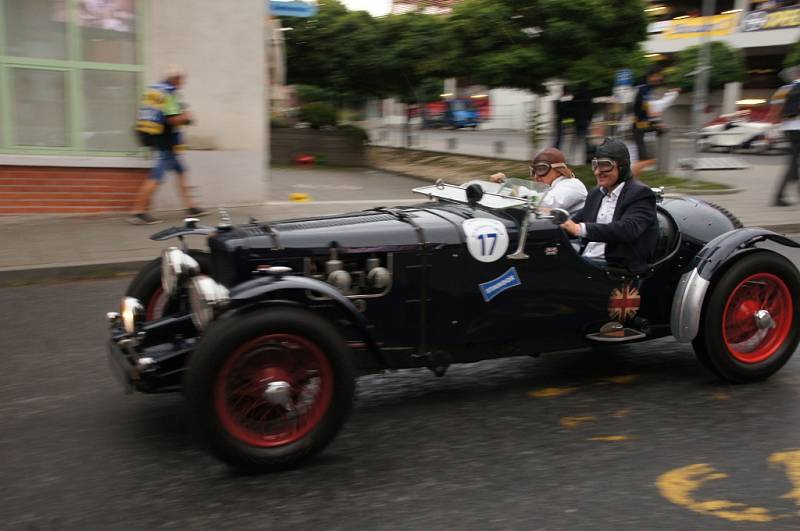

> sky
[340,0,392,17]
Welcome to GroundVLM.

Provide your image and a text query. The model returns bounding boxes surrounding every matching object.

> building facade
[0,0,268,214]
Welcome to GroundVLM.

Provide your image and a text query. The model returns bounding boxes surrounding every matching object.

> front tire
[692,252,800,383]
[125,250,209,320]
[185,307,356,472]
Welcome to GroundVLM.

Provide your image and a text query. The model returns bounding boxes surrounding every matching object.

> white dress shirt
[539,176,587,215]
[580,181,626,260]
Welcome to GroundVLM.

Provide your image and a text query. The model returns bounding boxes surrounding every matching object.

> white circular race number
[462,218,509,263]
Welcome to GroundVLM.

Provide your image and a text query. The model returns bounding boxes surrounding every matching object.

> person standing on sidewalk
[129,66,207,225]
[631,67,680,176]
[768,67,800,207]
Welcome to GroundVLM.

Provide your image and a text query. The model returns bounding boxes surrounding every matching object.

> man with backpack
[769,67,800,207]
[128,66,207,225]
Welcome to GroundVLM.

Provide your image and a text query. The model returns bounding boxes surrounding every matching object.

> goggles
[530,161,567,177]
[591,158,617,173]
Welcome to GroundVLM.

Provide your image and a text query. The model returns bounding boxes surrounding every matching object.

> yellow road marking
[588,435,631,442]
[560,416,596,429]
[657,464,775,523]
[289,192,311,202]
[528,387,577,398]
[769,450,800,506]
[711,391,732,400]
[611,409,631,418]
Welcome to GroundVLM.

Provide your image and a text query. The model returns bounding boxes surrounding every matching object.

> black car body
[107,179,800,471]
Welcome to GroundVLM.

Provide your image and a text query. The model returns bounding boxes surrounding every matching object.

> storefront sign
[741,7,800,32]
[269,0,318,18]
[663,14,740,39]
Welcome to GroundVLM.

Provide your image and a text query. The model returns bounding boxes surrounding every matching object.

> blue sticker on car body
[479,267,521,302]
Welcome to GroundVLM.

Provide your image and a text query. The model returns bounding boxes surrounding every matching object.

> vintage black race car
[107,178,800,472]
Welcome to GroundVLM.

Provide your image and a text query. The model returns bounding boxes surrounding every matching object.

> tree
[785,39,800,70]
[446,0,650,95]
[665,41,745,92]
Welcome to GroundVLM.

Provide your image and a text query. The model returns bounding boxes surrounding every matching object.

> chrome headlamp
[120,297,145,334]
[161,247,200,296]
[188,275,230,331]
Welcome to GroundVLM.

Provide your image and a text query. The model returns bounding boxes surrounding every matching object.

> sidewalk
[0,163,798,285]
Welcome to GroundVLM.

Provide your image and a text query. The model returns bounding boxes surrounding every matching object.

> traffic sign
[270,0,318,18]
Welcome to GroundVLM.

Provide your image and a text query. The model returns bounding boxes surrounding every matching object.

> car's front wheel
[185,307,355,472]
[693,252,800,383]
[125,250,210,320]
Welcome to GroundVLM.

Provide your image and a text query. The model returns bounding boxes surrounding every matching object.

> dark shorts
[150,150,185,182]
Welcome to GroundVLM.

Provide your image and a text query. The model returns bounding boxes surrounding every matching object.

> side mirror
[549,208,570,225]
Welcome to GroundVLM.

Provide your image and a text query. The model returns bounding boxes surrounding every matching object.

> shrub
[298,102,337,129]
[337,124,369,146]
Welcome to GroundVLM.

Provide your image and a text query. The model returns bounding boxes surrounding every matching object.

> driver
[560,138,658,273]
[490,147,587,215]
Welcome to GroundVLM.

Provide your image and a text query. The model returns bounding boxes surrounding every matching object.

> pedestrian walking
[128,66,207,225]
[631,66,680,176]
[769,67,800,207]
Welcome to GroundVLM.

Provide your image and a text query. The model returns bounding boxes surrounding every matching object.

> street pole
[690,0,715,179]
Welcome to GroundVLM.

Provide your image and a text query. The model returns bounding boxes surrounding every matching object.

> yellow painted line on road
[588,435,631,442]
[711,391,732,400]
[611,409,631,418]
[289,193,312,202]
[528,387,577,398]
[560,416,596,429]
[769,450,800,506]
[657,464,775,523]
[602,374,639,384]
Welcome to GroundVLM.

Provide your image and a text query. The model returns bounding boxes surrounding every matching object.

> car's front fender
[671,228,800,342]
[227,275,388,368]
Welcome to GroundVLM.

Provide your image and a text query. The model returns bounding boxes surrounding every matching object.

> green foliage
[294,84,338,105]
[270,115,290,128]
[665,41,745,91]
[447,0,649,94]
[337,124,370,147]
[298,102,338,129]
[785,39,800,69]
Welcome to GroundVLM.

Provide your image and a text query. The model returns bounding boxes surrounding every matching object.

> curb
[0,259,151,288]
[2,222,798,287]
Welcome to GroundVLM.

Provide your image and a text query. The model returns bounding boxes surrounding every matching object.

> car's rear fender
[224,275,387,368]
[671,228,800,342]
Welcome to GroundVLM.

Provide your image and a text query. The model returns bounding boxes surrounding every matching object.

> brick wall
[0,165,149,214]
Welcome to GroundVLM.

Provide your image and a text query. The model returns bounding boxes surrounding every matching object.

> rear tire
[692,252,800,383]
[125,250,209,320]
[185,307,356,472]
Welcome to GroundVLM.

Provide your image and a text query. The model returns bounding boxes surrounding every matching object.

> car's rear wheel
[692,252,800,383]
[125,250,209,320]
[185,307,355,472]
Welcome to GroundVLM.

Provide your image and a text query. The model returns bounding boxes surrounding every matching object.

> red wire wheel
[214,334,334,448]
[722,273,793,364]
[145,286,168,320]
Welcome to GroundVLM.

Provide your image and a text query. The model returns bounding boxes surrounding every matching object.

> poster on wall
[52,0,135,32]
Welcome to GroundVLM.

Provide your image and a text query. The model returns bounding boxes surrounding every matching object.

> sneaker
[126,213,163,225]
[185,207,209,217]
[772,198,794,207]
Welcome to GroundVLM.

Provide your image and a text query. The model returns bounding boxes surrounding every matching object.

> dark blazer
[573,179,658,272]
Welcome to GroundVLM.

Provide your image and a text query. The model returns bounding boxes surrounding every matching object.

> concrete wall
[144,0,268,209]
[271,129,365,166]
[483,89,536,130]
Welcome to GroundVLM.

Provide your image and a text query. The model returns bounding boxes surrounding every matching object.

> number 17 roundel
[462,218,510,263]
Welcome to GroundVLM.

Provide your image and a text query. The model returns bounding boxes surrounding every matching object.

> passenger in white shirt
[490,147,587,215]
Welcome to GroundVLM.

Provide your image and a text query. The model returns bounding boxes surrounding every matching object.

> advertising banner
[663,13,740,39]
[741,6,800,32]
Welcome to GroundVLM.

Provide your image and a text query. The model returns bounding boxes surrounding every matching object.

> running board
[586,328,647,343]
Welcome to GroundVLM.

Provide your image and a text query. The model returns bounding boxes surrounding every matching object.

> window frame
[0,0,147,155]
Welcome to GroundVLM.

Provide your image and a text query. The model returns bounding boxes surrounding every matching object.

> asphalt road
[2,263,800,530]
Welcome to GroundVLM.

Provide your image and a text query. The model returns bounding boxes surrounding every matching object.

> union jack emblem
[608,284,641,322]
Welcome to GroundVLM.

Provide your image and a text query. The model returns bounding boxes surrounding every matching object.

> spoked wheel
[215,334,334,448]
[185,308,355,472]
[693,252,800,383]
[125,250,210,320]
